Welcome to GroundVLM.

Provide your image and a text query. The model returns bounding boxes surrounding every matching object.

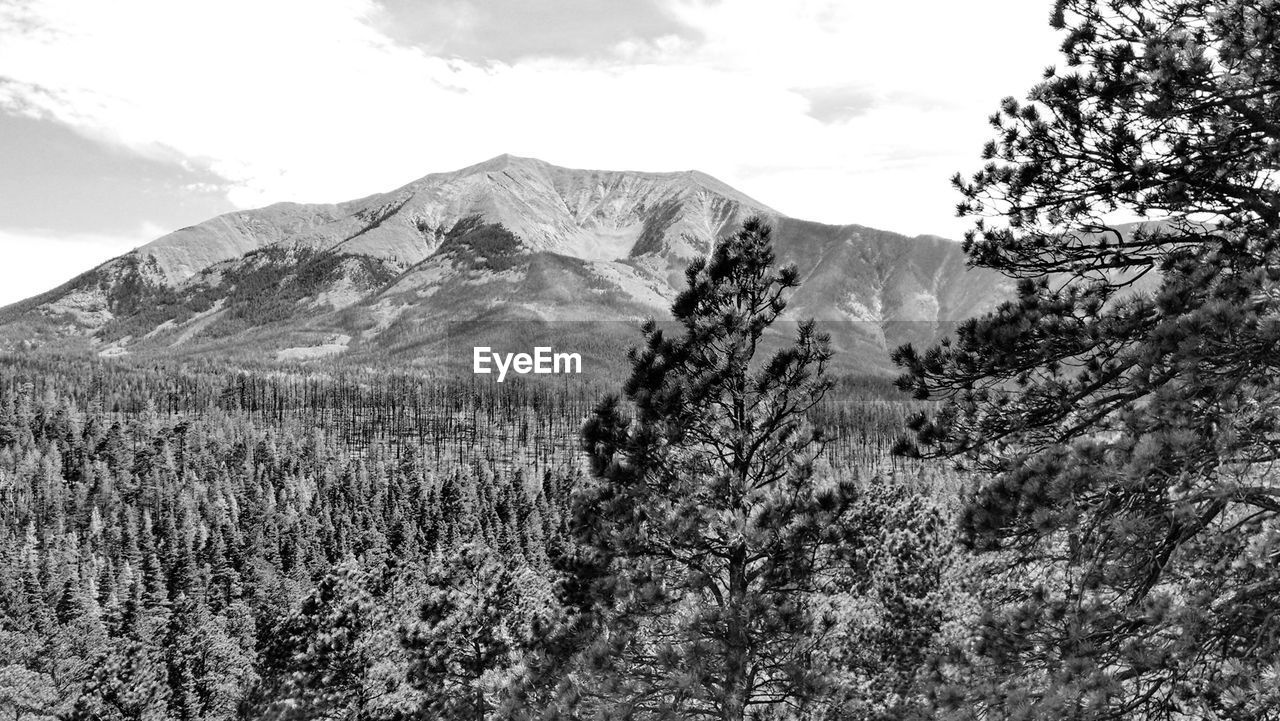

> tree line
[0,278,957,719]
[6,0,1279,718]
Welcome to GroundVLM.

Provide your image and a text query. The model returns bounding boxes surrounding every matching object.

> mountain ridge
[0,155,1009,375]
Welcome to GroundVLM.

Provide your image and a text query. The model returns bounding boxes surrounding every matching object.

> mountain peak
[342,155,777,262]
[453,153,548,176]
[0,153,1005,373]
[412,156,771,212]
[101,155,780,289]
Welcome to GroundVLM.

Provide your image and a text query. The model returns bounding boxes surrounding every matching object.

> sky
[0,0,1061,306]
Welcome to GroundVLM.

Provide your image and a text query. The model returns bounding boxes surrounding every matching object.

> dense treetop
[895,1,1280,718]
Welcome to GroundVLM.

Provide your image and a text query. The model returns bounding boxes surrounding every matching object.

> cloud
[0,0,1063,239]
[0,111,233,235]
[795,86,878,123]
[370,0,700,62]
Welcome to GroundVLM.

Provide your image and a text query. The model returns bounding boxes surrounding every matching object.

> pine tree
[66,638,171,721]
[49,575,108,710]
[164,594,255,721]
[822,477,955,721]
[0,661,59,721]
[893,2,1280,718]
[402,544,549,721]
[568,218,861,720]
[247,559,382,721]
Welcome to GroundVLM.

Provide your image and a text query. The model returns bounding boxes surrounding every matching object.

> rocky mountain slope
[0,155,1010,376]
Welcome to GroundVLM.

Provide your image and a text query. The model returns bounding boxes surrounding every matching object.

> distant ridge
[0,155,1010,375]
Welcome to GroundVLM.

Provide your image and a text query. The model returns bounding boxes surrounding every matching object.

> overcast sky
[0,0,1061,305]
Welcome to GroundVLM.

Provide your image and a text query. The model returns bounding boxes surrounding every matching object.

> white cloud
[0,0,1062,239]
[0,223,162,305]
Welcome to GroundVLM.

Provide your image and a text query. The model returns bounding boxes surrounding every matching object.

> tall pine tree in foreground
[894,1,1280,719]
[567,218,861,720]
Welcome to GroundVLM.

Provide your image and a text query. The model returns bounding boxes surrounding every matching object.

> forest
[6,0,1280,719]
[0,348,958,720]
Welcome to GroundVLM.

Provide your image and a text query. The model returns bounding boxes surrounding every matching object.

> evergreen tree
[49,576,108,711]
[163,594,255,721]
[568,218,860,720]
[247,560,382,721]
[893,2,1280,718]
[0,661,58,721]
[0,342,930,720]
[821,477,955,721]
[0,628,59,721]
[65,639,170,721]
[403,544,552,721]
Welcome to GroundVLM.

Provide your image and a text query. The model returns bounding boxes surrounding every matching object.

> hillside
[0,155,1009,375]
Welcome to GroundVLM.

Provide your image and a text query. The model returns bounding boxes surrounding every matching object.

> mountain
[0,155,1010,376]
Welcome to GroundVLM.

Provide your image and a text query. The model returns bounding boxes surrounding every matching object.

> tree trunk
[724,542,748,721]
